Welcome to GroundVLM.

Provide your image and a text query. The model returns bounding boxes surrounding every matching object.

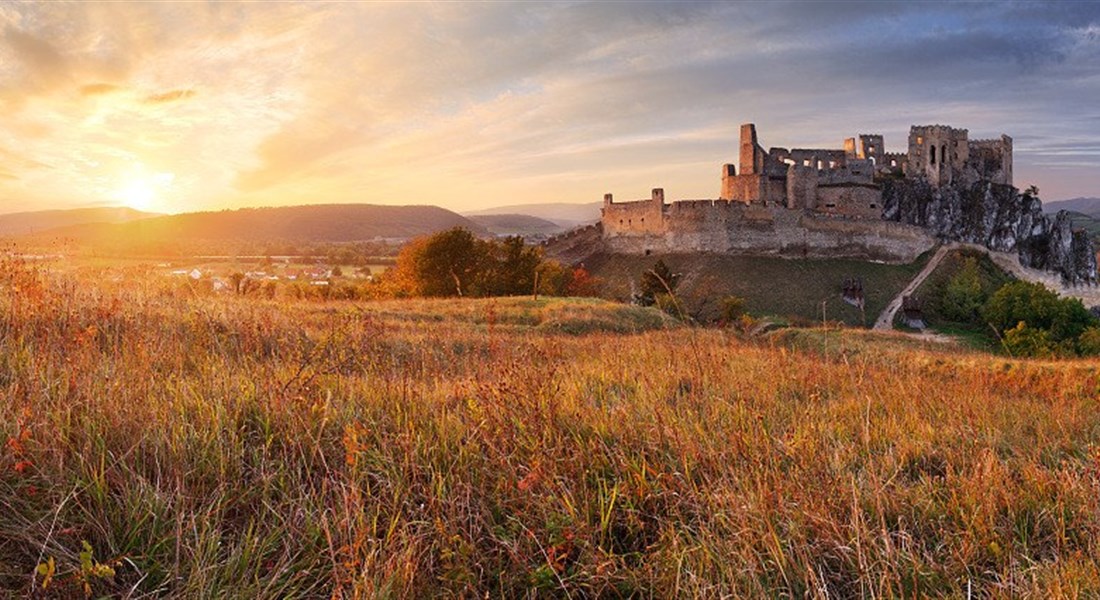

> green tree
[983,280,1096,342]
[638,259,679,305]
[982,281,1063,335]
[485,236,542,296]
[535,260,570,296]
[940,257,984,322]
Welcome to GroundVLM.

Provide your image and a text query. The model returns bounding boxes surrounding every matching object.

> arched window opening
[930,145,936,165]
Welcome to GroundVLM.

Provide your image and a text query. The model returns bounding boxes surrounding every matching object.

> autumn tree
[392,228,488,297]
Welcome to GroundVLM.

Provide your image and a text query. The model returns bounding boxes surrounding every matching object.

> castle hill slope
[582,250,931,326]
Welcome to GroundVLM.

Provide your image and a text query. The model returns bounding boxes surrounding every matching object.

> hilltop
[1044,197,1100,216]
[0,206,157,236]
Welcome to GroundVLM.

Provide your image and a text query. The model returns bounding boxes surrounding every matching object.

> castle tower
[739,123,764,176]
[908,125,969,187]
[858,134,884,165]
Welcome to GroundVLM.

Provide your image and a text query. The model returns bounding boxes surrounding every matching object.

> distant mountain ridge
[0,206,157,236]
[464,202,601,228]
[1044,197,1100,217]
[31,203,489,244]
[467,214,564,236]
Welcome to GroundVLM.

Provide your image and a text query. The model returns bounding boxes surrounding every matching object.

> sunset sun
[112,169,175,212]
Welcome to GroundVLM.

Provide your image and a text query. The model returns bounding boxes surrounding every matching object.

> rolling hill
[33,204,490,246]
[0,206,157,236]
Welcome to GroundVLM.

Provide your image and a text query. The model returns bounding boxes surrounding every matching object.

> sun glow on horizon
[112,167,176,213]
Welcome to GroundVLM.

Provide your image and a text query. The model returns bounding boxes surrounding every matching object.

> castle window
[890,159,897,167]
[942,145,947,164]
[869,203,878,209]
[917,136,923,145]
[640,218,644,224]
[784,158,794,165]
[829,161,836,169]
[628,219,632,226]
[803,159,811,167]
[816,160,824,170]
[825,203,836,208]
[930,145,936,165]
[619,219,623,225]
[868,146,875,153]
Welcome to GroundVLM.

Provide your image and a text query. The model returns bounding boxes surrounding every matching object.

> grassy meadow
[2,258,1100,598]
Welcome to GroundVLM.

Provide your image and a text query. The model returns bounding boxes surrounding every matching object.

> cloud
[143,89,195,104]
[1,1,1099,213]
[80,82,122,97]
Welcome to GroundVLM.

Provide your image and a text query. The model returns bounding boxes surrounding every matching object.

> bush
[1078,327,1100,356]
[1002,322,1054,358]
[719,295,747,325]
[983,281,1099,357]
[653,292,686,319]
[982,281,1096,342]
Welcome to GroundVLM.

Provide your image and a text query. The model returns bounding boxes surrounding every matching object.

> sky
[1,1,1099,215]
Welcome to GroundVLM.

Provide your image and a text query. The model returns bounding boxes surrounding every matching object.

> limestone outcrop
[881,179,1098,284]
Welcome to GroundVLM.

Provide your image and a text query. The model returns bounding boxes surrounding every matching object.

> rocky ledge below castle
[881,179,1098,285]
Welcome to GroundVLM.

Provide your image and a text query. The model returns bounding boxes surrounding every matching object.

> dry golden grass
[1,258,1099,598]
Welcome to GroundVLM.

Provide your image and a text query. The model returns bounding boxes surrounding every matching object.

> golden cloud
[143,89,196,104]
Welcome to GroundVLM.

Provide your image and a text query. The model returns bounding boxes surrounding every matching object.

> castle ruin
[601,123,1014,262]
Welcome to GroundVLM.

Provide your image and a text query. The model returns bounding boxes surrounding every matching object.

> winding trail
[874,242,1100,331]
[872,243,957,330]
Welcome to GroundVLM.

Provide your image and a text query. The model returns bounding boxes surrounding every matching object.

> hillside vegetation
[585,251,932,326]
[2,259,1100,597]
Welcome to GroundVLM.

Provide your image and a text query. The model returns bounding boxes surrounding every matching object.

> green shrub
[1078,327,1100,356]
[1002,321,1055,358]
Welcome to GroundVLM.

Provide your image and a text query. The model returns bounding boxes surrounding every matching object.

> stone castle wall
[602,194,934,263]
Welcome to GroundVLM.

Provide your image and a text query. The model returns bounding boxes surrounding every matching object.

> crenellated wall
[601,189,667,236]
[601,201,934,262]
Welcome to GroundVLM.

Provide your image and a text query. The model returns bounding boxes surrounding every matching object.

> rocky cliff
[881,179,1098,285]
